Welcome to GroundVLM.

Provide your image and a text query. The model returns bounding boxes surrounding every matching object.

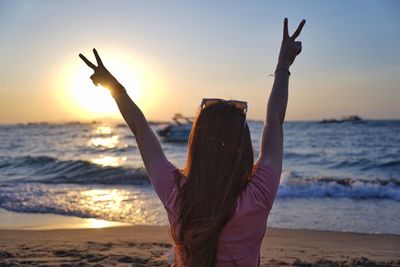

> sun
[70,69,118,116]
[55,50,162,121]
[69,59,142,118]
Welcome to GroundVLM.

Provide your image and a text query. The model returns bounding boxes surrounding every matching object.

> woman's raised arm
[79,49,169,180]
[257,18,305,175]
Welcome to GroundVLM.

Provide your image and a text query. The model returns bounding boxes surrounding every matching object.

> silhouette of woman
[80,17,305,267]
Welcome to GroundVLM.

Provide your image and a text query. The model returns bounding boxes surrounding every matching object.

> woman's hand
[79,48,121,91]
[277,18,306,70]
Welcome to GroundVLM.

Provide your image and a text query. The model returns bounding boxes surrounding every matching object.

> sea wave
[1,155,399,201]
[0,155,149,185]
[278,176,400,201]
[0,183,166,225]
[78,144,138,154]
[0,177,399,224]
[330,158,400,170]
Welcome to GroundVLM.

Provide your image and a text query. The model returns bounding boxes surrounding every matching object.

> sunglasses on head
[200,98,248,114]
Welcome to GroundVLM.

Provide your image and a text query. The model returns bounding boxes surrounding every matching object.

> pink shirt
[148,156,280,266]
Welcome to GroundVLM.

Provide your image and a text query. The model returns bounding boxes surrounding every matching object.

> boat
[156,113,193,143]
[320,115,364,124]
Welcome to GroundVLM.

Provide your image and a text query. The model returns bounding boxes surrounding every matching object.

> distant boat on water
[320,115,364,124]
[156,113,193,142]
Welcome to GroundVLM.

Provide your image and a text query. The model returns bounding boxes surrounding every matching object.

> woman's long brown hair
[171,101,254,267]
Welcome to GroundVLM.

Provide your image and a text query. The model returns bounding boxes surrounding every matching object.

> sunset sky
[0,0,399,123]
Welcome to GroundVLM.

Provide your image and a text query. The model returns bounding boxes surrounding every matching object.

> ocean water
[0,120,399,234]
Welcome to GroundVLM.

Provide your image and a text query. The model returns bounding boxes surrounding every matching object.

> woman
[80,17,305,267]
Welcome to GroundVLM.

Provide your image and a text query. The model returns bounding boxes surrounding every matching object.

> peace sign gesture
[277,18,306,70]
[79,48,120,90]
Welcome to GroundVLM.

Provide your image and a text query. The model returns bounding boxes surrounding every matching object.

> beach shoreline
[1,222,399,266]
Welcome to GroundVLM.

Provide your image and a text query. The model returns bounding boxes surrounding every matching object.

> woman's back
[148,157,280,266]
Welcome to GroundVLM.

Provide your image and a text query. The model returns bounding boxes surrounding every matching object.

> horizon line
[1,117,400,126]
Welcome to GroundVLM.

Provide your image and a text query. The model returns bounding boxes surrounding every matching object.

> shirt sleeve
[147,154,180,206]
[247,160,281,209]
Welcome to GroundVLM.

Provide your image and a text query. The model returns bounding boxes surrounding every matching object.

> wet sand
[0,225,399,266]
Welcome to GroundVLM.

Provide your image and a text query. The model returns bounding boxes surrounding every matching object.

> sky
[0,0,399,123]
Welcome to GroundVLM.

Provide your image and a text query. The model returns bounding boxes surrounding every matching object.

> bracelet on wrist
[275,68,291,76]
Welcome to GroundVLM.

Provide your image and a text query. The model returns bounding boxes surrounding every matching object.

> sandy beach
[0,225,399,267]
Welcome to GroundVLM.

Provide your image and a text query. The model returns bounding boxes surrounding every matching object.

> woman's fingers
[80,49,110,87]
[93,48,104,67]
[291,19,306,40]
[294,41,302,54]
[79,49,104,69]
[283,18,289,39]
[79,53,97,70]
[90,74,99,86]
